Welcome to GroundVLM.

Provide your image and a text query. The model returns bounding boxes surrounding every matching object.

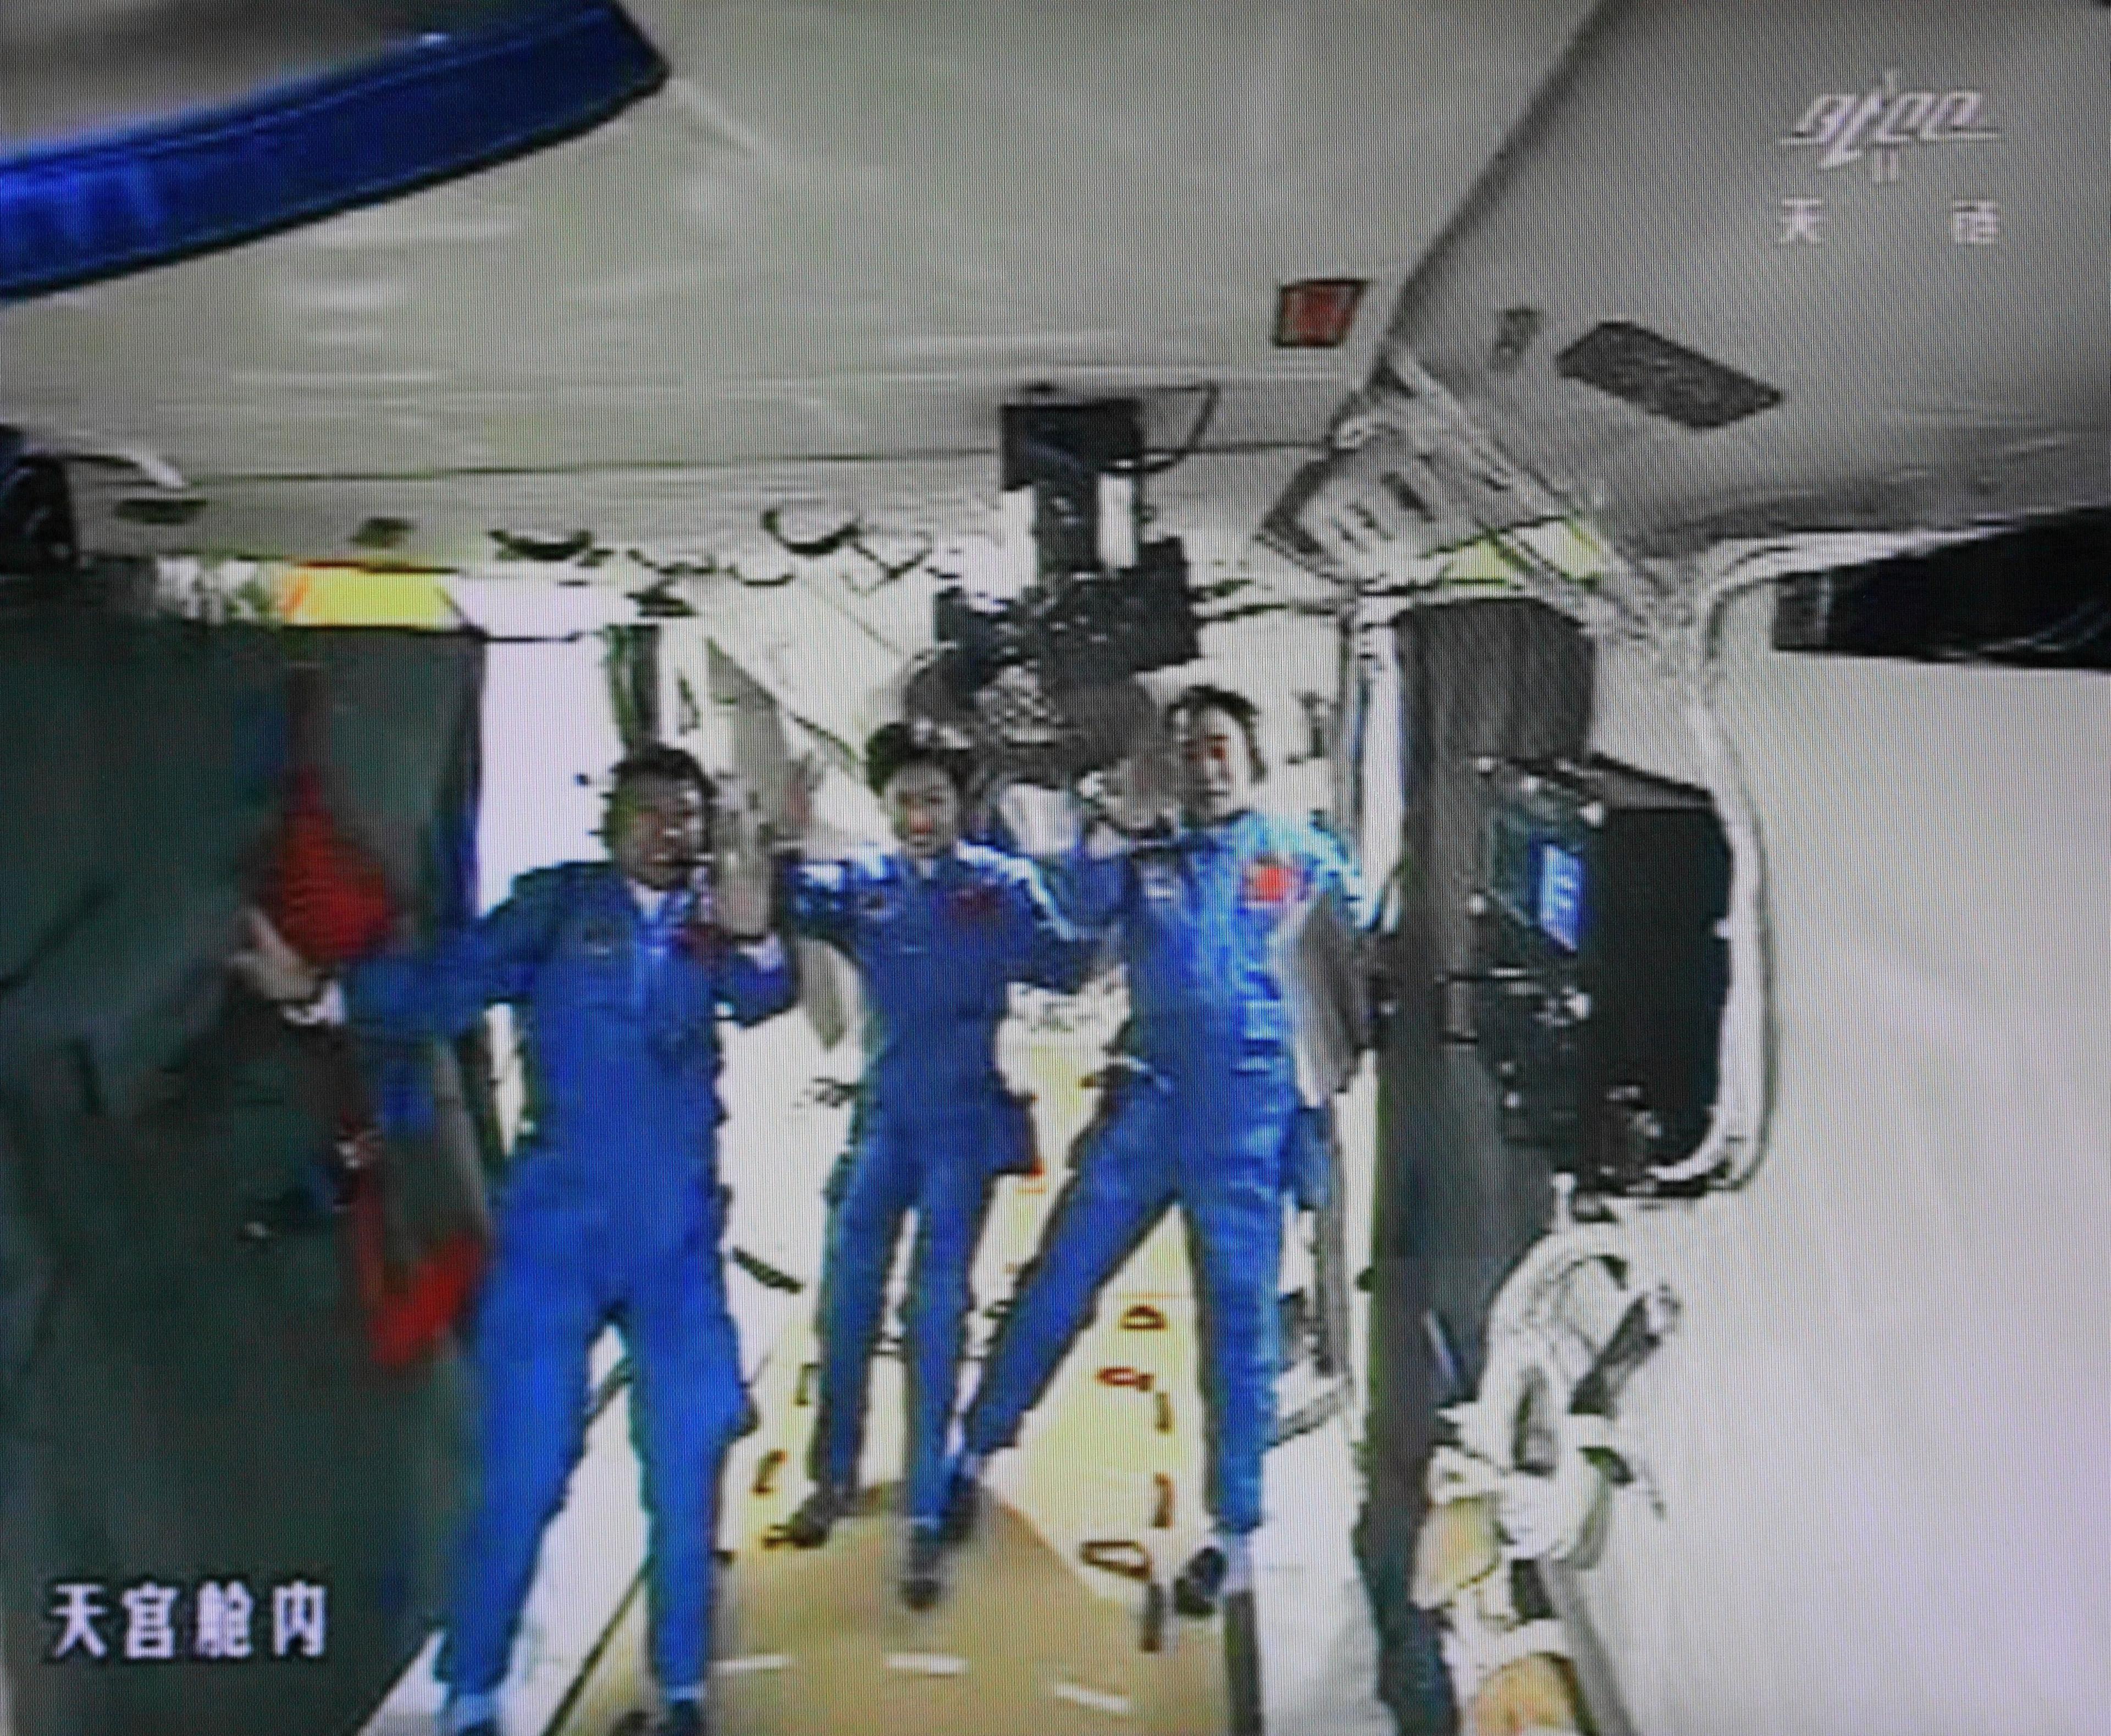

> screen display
[1537,842,1584,952]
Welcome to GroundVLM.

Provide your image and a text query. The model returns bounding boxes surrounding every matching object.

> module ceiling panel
[0,0,1596,494]
[0,1,516,145]
[1380,0,2111,559]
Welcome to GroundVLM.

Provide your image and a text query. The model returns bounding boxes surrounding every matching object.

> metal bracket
[1434,965,1531,1046]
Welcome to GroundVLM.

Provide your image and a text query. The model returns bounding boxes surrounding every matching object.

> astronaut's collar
[629,875,700,921]
[903,841,960,882]
[1176,809,1255,851]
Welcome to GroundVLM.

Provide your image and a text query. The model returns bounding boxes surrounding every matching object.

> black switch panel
[1463,757,1731,1195]
[1772,508,2111,673]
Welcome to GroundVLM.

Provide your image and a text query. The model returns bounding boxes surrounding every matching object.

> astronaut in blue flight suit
[944,686,1360,1617]
[773,722,1098,1608]
[229,745,794,1736]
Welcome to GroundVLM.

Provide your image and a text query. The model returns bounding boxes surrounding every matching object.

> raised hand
[227,907,322,1004]
[1082,742,1174,837]
[712,795,774,938]
[996,780,1083,858]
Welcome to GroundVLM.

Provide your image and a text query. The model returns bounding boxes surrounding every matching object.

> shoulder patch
[1242,853,1300,909]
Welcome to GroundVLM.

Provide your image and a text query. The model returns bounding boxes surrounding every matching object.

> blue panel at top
[0,1,667,302]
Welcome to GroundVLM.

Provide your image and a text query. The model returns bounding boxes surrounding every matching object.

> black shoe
[937,1460,980,1547]
[1171,1544,1228,1617]
[653,1699,708,1736]
[455,1724,499,1736]
[902,1525,944,1611]
[782,1484,849,1549]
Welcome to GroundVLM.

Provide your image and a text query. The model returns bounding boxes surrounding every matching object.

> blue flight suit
[961,809,1360,1535]
[784,842,1098,1524]
[341,860,795,1713]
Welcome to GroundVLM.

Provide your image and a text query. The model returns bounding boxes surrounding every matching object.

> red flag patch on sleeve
[1242,855,1298,909]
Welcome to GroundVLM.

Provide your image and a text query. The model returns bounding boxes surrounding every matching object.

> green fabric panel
[0,613,485,1736]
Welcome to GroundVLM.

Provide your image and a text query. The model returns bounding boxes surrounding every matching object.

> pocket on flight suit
[1234,998,1292,1071]
[1281,1105,1334,1213]
[672,1176,728,1256]
[549,916,633,1009]
[822,1093,873,1208]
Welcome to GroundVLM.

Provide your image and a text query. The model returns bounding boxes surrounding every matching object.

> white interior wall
[1568,586,2111,1736]
[459,583,629,1151]
[461,583,632,913]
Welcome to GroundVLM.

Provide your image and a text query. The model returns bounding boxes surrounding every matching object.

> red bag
[267,766,396,967]
[367,1227,488,1372]
[263,698,484,1370]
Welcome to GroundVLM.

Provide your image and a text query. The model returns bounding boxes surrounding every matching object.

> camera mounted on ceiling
[922,395,1202,776]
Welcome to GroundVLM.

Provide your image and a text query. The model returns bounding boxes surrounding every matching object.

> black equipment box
[1451,756,1731,1195]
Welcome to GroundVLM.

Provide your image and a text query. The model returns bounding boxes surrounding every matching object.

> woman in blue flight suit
[775,722,1099,1608]
[946,687,1360,1618]
[230,745,793,1736]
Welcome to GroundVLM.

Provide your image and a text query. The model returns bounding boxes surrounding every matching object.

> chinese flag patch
[952,882,1003,922]
[1242,855,1297,908]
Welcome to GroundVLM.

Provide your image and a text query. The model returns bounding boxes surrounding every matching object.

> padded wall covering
[0,612,484,1736]
[0,0,667,302]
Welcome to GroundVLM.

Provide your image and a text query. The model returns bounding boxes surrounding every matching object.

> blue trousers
[963,1068,1294,1535]
[808,1105,994,1524]
[440,1207,745,1701]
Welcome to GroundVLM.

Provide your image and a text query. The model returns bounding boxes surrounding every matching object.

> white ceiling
[0,0,1598,566]
[1376,0,2111,558]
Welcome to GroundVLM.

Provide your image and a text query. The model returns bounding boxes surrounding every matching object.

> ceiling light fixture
[114,495,207,526]
[1555,322,1783,431]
